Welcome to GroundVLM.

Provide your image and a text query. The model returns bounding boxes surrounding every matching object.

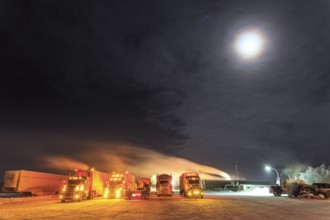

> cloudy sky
[1,0,330,181]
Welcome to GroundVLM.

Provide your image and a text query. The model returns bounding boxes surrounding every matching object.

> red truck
[126,177,150,200]
[180,172,204,198]
[104,171,136,199]
[59,169,108,202]
[2,170,67,196]
[156,174,172,197]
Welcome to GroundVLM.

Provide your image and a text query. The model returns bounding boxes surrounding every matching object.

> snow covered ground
[1,192,330,220]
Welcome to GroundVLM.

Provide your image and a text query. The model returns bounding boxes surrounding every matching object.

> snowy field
[1,191,330,220]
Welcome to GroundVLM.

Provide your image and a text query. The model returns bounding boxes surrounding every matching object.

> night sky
[1,0,330,181]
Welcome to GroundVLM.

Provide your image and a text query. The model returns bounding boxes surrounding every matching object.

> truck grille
[65,186,75,196]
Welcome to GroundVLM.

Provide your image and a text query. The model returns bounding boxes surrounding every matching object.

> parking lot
[1,192,330,220]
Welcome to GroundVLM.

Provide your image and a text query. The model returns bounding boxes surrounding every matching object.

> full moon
[235,31,264,59]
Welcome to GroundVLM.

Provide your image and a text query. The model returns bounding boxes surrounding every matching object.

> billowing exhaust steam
[44,144,231,181]
[282,163,308,179]
[44,156,89,171]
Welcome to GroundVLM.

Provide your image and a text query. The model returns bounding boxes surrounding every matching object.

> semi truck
[59,169,108,202]
[126,177,150,200]
[156,174,172,197]
[104,171,136,199]
[2,170,67,196]
[180,172,204,198]
[270,179,330,199]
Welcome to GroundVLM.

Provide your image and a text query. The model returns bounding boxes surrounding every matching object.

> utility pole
[235,165,239,180]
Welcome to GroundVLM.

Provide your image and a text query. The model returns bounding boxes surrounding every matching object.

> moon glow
[235,31,264,59]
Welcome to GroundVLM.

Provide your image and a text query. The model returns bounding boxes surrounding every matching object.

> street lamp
[265,165,280,185]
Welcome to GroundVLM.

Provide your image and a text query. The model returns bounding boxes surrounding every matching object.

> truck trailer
[2,170,67,196]
[180,172,204,198]
[156,174,172,197]
[104,171,136,199]
[59,169,108,202]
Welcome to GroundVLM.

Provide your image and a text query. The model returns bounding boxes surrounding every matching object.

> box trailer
[2,170,67,196]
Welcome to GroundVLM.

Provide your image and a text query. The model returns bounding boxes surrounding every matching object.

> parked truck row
[1,169,205,201]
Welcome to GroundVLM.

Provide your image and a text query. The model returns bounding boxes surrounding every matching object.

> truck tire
[273,192,281,197]
[61,199,65,203]
[125,192,132,200]
[88,191,95,200]
[318,192,329,199]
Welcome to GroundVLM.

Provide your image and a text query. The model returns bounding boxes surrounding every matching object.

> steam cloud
[44,156,89,171]
[44,144,231,181]
[282,163,308,179]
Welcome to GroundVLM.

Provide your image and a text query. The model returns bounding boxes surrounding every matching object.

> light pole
[265,165,280,185]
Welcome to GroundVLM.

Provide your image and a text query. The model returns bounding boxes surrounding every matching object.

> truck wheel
[61,200,65,203]
[318,192,329,199]
[201,195,204,199]
[145,194,150,200]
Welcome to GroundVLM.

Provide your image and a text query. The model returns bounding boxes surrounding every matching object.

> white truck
[2,170,67,196]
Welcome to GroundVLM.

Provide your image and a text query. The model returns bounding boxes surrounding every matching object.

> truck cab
[180,172,204,198]
[156,174,173,197]
[60,176,92,202]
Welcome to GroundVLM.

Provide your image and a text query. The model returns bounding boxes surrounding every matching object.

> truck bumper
[186,189,204,198]
[59,193,82,201]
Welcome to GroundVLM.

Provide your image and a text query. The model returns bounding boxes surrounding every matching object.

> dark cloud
[1,1,330,181]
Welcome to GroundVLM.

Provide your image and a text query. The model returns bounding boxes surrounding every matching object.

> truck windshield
[109,181,121,186]
[160,180,168,184]
[187,177,200,184]
[68,179,82,185]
